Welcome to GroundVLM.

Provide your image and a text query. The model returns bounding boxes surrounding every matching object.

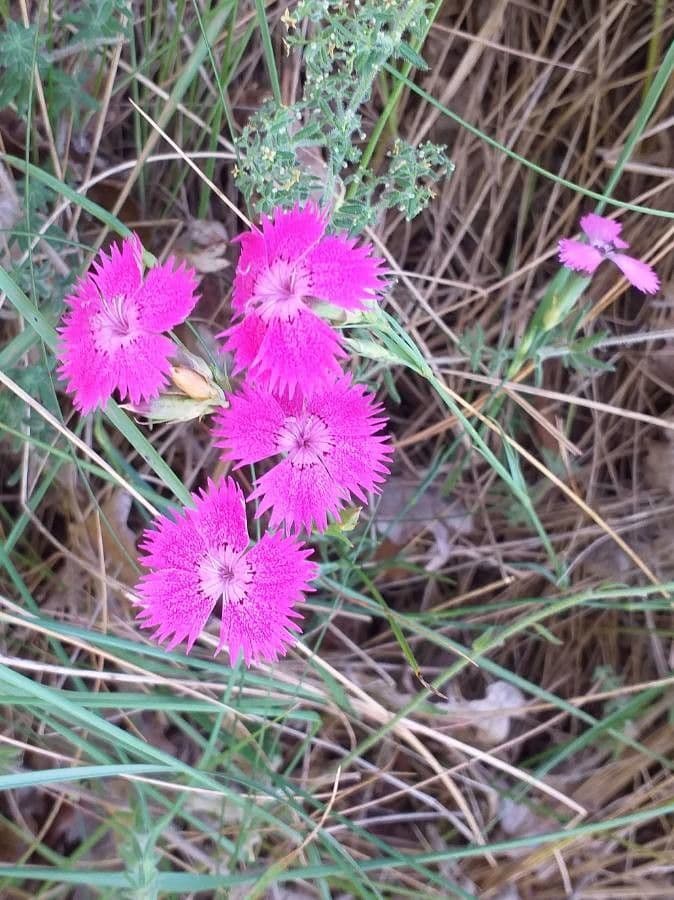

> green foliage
[0,4,128,122]
[233,102,319,210]
[118,808,160,900]
[44,64,99,120]
[235,0,451,230]
[61,0,129,43]
[457,323,487,371]
[456,323,510,376]
[0,21,39,115]
[532,311,614,383]
[0,362,56,455]
[379,137,452,220]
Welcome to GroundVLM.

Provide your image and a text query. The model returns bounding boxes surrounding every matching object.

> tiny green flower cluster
[234,0,451,232]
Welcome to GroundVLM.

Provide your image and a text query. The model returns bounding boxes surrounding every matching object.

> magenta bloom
[135,478,316,666]
[58,235,199,413]
[215,375,393,533]
[558,213,660,294]
[221,203,387,396]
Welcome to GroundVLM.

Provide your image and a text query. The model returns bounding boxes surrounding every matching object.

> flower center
[198,545,253,606]
[593,239,614,256]
[277,413,332,467]
[92,292,141,352]
[251,259,312,321]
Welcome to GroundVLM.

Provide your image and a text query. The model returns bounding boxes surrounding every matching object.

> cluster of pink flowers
[58,205,391,666]
[59,207,660,666]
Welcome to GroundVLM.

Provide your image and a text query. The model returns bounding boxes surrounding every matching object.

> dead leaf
[187,218,229,245]
[373,477,473,573]
[183,243,230,274]
[644,423,674,495]
[440,680,526,746]
[465,681,526,745]
[173,218,230,273]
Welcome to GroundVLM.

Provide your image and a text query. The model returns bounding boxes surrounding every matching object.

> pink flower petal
[58,283,174,412]
[136,479,250,653]
[218,533,316,665]
[314,378,393,500]
[250,308,346,397]
[220,313,267,375]
[579,213,625,246]
[58,236,197,413]
[558,238,603,274]
[58,309,117,414]
[232,229,268,314]
[232,204,326,314]
[90,234,144,302]
[139,478,248,571]
[610,252,660,294]
[136,567,214,652]
[260,202,326,266]
[253,458,348,533]
[187,477,250,552]
[109,332,174,406]
[214,387,293,465]
[136,256,199,331]
[306,234,387,310]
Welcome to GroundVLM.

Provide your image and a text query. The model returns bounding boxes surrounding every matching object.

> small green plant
[234,0,451,230]
[0,4,128,122]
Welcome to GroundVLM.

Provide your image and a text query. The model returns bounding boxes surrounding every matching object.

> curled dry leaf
[187,218,229,246]
[442,680,526,746]
[499,797,551,839]
[373,477,473,572]
[644,419,674,495]
[184,243,231,274]
[174,218,230,273]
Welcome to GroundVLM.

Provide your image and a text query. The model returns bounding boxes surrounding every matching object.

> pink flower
[220,203,387,396]
[558,213,660,294]
[214,375,393,533]
[135,478,317,666]
[58,235,199,413]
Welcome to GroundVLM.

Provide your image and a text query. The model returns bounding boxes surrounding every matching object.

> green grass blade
[253,0,282,105]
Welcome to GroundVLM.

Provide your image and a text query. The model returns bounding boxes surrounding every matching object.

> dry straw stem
[128,97,251,228]
[292,644,586,818]
[0,369,157,516]
[372,227,665,590]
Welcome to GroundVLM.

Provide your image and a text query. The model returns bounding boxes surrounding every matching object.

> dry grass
[1,1,674,897]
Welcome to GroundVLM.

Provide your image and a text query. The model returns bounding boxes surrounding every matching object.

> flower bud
[170,364,219,401]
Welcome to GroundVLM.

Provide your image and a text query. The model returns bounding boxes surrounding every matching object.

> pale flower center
[198,545,253,606]
[92,292,141,352]
[251,259,312,321]
[277,413,332,467]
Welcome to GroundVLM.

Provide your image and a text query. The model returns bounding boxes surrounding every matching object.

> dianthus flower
[221,203,387,397]
[214,375,393,533]
[135,478,316,666]
[58,235,199,413]
[558,213,660,294]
